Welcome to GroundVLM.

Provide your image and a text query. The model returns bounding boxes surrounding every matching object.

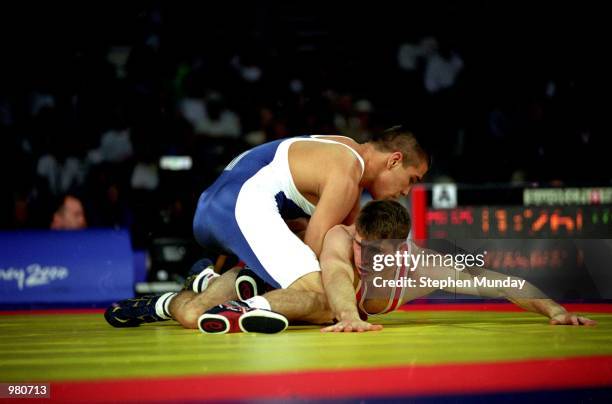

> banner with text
[0,230,133,304]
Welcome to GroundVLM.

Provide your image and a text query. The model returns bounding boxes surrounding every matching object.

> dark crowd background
[1,1,610,248]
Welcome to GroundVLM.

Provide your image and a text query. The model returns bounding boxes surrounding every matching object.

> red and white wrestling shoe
[198,300,288,334]
[235,267,275,301]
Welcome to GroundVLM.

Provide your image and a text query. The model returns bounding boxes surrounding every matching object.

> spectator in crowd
[332,94,374,143]
[178,91,241,138]
[1,2,609,239]
[423,37,464,95]
[50,194,87,230]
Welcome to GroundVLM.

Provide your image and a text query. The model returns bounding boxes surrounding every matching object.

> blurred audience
[1,2,608,246]
[50,194,87,230]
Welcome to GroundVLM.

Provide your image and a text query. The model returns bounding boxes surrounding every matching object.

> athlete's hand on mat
[549,312,597,326]
[320,318,383,333]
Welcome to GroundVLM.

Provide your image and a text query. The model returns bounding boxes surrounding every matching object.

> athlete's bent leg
[264,289,333,324]
[263,272,334,324]
[170,267,241,329]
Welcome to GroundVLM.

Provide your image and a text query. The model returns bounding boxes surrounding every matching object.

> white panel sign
[432,184,457,209]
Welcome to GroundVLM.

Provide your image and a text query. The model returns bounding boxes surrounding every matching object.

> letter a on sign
[432,183,457,209]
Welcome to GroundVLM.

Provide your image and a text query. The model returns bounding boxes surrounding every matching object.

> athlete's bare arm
[343,195,362,226]
[290,142,363,257]
[410,247,597,326]
[305,169,360,256]
[319,226,383,332]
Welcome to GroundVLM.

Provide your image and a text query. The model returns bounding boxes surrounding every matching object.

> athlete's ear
[387,152,403,169]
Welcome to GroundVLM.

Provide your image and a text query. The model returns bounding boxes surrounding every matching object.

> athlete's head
[356,199,411,240]
[50,194,87,230]
[367,126,429,200]
[353,200,411,268]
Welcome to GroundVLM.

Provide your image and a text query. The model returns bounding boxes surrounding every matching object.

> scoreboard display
[426,186,612,239]
[428,205,611,238]
[420,186,612,300]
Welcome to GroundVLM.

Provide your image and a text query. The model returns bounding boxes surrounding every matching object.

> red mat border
[41,356,612,402]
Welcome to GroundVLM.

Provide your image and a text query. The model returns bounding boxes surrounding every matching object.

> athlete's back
[192,135,366,289]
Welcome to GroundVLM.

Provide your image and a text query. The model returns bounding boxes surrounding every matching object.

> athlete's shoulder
[315,136,364,175]
[321,224,355,262]
[291,136,363,178]
[325,224,354,244]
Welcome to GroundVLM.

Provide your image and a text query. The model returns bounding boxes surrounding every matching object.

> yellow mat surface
[1,310,611,382]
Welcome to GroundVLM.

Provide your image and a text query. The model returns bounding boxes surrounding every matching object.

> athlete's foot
[183,258,218,293]
[198,300,288,334]
[105,293,173,328]
[235,267,274,301]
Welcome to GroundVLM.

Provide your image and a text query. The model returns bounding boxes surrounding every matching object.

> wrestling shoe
[235,267,274,301]
[183,258,218,293]
[105,293,174,328]
[198,300,288,334]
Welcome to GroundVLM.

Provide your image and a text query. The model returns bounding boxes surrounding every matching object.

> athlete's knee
[283,290,333,324]
[307,292,331,314]
[173,302,203,329]
[303,309,335,325]
[170,293,205,329]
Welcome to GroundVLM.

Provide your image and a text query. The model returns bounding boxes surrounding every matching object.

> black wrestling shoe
[198,300,288,334]
[183,258,218,293]
[104,295,169,328]
[235,267,273,301]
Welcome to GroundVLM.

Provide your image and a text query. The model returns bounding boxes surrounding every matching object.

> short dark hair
[356,200,411,240]
[371,125,429,168]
